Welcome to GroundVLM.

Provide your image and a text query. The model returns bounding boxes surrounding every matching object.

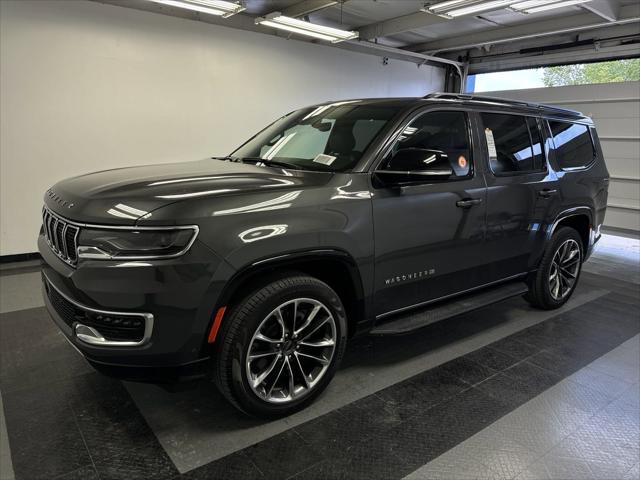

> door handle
[538,189,558,198]
[456,198,483,208]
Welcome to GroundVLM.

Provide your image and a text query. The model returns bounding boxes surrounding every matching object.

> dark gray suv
[40,93,609,416]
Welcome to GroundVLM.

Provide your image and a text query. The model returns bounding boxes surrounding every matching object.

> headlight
[77,226,198,260]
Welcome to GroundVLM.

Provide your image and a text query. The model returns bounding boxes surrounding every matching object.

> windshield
[230,101,401,172]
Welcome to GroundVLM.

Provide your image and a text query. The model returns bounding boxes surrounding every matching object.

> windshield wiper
[211,156,241,162]
[240,157,303,170]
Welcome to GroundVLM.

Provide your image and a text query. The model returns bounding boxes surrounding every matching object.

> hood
[44,159,329,225]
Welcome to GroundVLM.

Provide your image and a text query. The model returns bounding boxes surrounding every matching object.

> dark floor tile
[339,393,404,434]
[295,394,403,458]
[377,366,468,421]
[502,359,563,390]
[93,441,178,480]
[464,346,520,372]
[440,355,498,386]
[244,430,323,480]
[487,335,540,361]
[9,427,93,480]
[288,438,405,480]
[54,465,99,480]
[71,383,157,464]
[527,348,585,378]
[381,387,513,475]
[477,373,548,409]
[180,451,263,480]
[294,410,355,457]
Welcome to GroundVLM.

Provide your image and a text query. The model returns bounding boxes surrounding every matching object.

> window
[481,113,545,175]
[548,121,595,170]
[469,59,640,93]
[380,111,472,178]
[233,103,400,172]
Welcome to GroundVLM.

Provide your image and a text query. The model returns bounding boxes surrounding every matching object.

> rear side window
[548,121,595,170]
[480,113,545,175]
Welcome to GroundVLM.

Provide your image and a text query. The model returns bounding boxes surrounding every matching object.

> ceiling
[97,0,640,73]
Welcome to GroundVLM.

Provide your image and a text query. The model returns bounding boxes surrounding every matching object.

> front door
[372,110,488,317]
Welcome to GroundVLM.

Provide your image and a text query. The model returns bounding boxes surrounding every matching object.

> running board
[370,281,529,335]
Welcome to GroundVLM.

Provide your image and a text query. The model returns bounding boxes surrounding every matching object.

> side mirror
[375,148,453,186]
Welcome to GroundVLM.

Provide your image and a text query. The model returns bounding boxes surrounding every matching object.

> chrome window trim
[42,205,199,261]
[43,271,154,347]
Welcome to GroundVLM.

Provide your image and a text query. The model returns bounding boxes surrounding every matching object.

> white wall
[489,82,640,232]
[0,0,444,256]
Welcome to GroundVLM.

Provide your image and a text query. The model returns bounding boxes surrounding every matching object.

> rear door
[477,111,561,280]
[371,109,488,317]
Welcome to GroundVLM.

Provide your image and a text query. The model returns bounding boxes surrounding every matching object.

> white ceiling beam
[282,0,339,18]
[358,12,446,40]
[90,0,460,68]
[581,0,619,22]
[406,4,640,54]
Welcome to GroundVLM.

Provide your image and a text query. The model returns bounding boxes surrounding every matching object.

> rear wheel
[213,274,347,417]
[525,226,583,310]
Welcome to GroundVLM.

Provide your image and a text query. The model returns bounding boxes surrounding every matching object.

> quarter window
[381,111,472,179]
[481,113,545,175]
[548,121,595,170]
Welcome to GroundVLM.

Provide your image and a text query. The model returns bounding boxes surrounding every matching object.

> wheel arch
[215,249,366,339]
[548,207,593,254]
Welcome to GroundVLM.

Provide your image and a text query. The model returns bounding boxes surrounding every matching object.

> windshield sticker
[458,155,467,168]
[313,154,336,166]
[485,128,498,159]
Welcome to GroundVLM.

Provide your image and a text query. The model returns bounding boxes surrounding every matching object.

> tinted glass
[548,121,595,169]
[232,102,400,172]
[381,111,472,178]
[481,113,541,175]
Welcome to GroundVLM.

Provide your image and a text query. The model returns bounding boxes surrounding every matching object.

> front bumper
[39,233,228,383]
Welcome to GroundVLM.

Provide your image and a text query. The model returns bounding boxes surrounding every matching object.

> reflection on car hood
[44,159,331,225]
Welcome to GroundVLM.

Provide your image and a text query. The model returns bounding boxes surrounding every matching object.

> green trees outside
[542,59,640,87]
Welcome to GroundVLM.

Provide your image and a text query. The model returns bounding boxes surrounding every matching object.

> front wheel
[213,274,347,417]
[525,226,584,310]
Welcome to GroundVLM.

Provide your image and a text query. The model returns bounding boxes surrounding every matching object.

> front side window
[548,121,595,170]
[379,111,472,179]
[231,102,400,172]
[481,113,545,175]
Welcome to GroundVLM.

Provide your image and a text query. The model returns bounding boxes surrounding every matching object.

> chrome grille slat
[51,218,60,252]
[41,206,80,267]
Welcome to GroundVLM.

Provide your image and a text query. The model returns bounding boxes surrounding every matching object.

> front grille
[42,207,79,265]
[43,276,147,344]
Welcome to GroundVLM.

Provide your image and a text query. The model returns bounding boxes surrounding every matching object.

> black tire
[525,226,584,310]
[213,274,348,417]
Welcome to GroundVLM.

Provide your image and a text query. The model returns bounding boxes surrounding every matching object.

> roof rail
[423,92,584,118]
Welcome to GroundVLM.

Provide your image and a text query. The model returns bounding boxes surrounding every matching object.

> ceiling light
[147,0,245,18]
[423,0,515,17]
[420,0,476,14]
[518,0,591,12]
[255,12,358,43]
[444,0,515,17]
[509,0,559,9]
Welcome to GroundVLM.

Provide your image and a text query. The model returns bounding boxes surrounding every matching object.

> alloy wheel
[245,298,337,404]
[548,239,581,301]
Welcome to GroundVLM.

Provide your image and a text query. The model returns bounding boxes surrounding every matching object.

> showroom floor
[0,234,638,480]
